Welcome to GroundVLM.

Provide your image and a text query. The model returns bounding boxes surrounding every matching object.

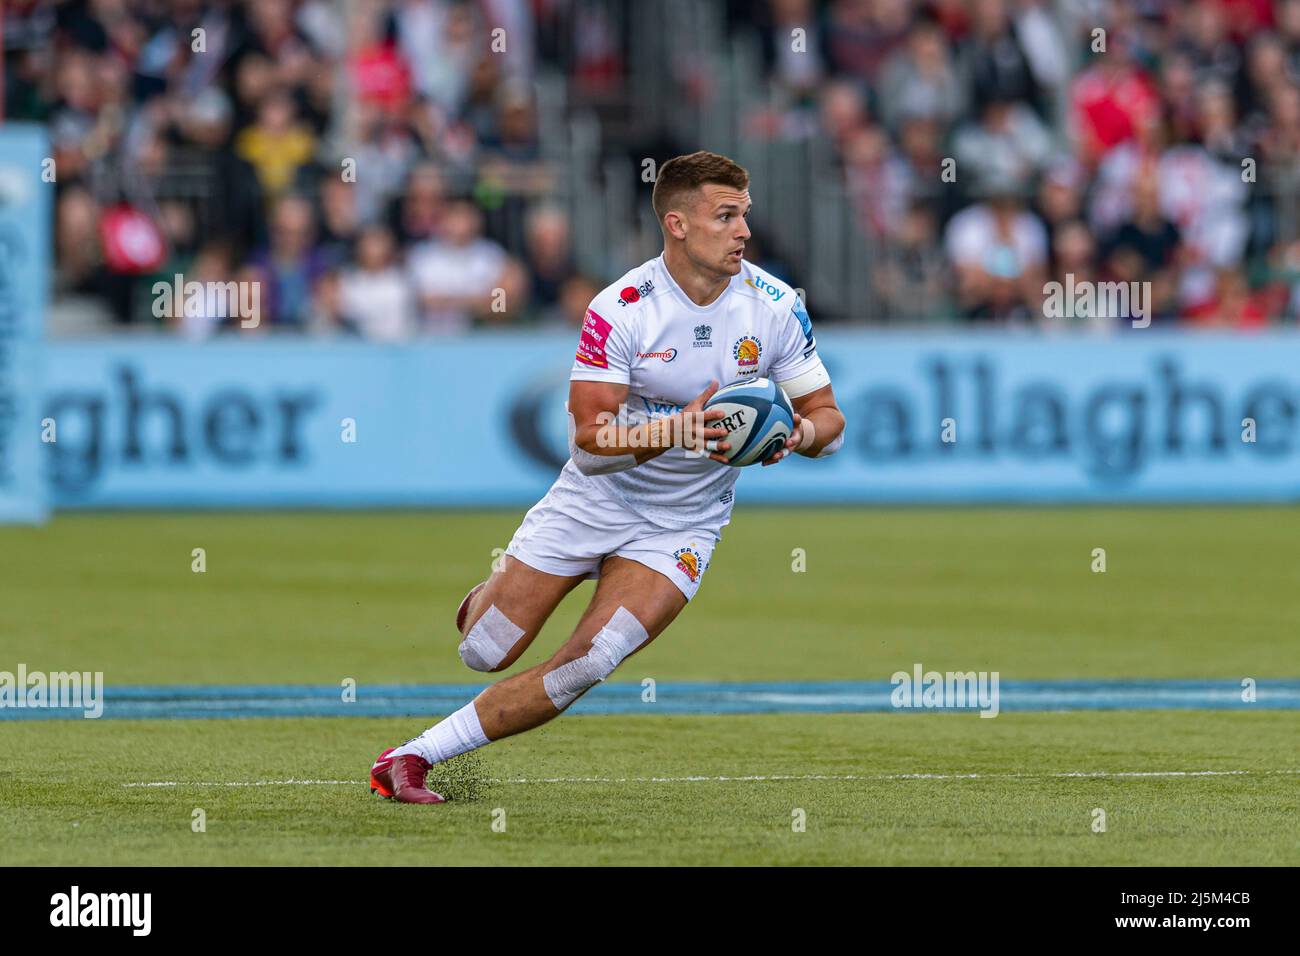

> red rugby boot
[369,747,446,804]
[456,581,487,632]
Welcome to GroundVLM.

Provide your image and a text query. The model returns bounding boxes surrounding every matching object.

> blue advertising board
[0,125,51,523]
[41,330,1300,508]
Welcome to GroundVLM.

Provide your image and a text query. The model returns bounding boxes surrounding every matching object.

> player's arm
[760,290,846,465]
[568,379,732,473]
[790,384,845,458]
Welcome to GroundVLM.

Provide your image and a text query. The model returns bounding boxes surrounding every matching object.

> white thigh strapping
[542,606,649,711]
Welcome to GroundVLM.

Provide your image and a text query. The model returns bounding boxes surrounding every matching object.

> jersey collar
[656,253,737,314]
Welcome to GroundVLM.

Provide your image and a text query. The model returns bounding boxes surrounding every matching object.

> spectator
[1070,35,1161,166]
[523,205,578,325]
[1101,171,1183,296]
[388,163,448,246]
[407,199,524,333]
[338,225,417,341]
[961,0,1042,114]
[951,94,1054,191]
[235,88,317,200]
[945,180,1049,321]
[873,201,951,321]
[877,18,966,134]
[247,195,331,329]
[318,172,361,269]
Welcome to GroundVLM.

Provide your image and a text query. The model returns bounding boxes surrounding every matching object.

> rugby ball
[703,377,795,467]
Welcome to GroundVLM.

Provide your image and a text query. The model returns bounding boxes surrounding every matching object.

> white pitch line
[122,769,1300,789]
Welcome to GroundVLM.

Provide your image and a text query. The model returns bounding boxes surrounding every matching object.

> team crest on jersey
[618,279,654,306]
[693,324,712,347]
[732,335,762,375]
[673,546,703,583]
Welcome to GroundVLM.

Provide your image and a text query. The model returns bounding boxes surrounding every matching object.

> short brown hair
[651,151,749,221]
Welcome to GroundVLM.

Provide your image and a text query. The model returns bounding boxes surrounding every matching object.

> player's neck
[662,245,731,308]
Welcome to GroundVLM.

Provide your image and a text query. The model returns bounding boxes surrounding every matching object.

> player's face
[688,184,752,277]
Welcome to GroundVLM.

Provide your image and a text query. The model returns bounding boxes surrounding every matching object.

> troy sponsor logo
[618,279,654,306]
[745,276,785,301]
[732,335,762,373]
[693,324,712,347]
[636,348,677,362]
[673,546,703,583]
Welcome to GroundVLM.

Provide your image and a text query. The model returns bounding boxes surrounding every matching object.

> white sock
[390,701,490,766]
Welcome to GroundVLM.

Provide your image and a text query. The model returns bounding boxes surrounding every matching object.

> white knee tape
[543,606,648,711]
[458,604,525,672]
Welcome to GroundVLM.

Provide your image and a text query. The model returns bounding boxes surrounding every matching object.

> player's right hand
[679,380,731,464]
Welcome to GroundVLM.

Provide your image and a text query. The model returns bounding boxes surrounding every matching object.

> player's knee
[458,605,526,673]
[542,606,648,711]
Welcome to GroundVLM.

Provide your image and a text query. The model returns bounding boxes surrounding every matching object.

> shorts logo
[732,335,762,375]
[674,547,703,583]
[636,348,678,362]
[618,279,654,306]
[693,324,712,347]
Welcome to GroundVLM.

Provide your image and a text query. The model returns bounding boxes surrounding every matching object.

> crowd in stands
[5,0,1300,333]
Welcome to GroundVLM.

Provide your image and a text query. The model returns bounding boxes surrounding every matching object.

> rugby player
[370,151,846,803]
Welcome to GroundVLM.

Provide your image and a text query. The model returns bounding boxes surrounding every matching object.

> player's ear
[662,210,687,241]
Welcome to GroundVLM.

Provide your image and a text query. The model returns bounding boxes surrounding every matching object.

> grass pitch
[3,712,1296,866]
[2,507,1298,865]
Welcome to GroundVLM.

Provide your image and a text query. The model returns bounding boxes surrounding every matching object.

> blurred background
[7,0,1300,333]
[4,0,1300,519]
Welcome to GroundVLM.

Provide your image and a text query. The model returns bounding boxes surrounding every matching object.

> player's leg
[455,554,586,673]
[453,478,622,673]
[473,555,687,739]
[371,555,691,802]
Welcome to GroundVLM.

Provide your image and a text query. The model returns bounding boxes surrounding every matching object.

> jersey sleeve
[570,303,632,384]
[768,293,823,384]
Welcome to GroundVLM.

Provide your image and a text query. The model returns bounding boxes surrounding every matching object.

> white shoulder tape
[776,358,830,399]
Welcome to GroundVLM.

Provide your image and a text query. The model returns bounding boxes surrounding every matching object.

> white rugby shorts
[504,480,720,601]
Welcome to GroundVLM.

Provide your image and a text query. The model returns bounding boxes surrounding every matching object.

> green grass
[1,507,1297,682]
[1,507,1297,865]
[2,712,1295,866]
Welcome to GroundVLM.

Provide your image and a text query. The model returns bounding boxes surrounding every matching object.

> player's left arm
[761,291,845,466]
[762,383,845,466]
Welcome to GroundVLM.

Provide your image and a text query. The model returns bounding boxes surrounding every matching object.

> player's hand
[679,380,731,464]
[761,412,803,467]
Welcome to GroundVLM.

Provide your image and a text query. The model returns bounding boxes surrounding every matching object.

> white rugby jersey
[561,253,826,531]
